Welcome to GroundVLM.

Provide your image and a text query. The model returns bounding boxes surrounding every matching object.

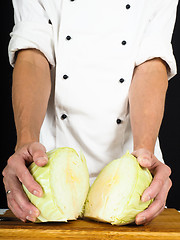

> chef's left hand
[132,148,172,225]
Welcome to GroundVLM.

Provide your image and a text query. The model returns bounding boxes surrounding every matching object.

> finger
[132,149,153,168]
[3,174,40,222]
[132,149,171,202]
[141,164,171,202]
[3,175,27,222]
[7,174,40,217]
[27,142,48,167]
[8,197,37,223]
[7,197,27,222]
[8,198,37,223]
[8,154,43,197]
[136,199,165,225]
[136,178,171,225]
[142,205,165,226]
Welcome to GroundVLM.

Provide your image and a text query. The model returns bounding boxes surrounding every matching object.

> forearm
[12,49,51,149]
[129,58,168,153]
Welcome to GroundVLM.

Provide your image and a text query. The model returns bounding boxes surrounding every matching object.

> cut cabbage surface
[23,147,90,222]
[84,151,153,225]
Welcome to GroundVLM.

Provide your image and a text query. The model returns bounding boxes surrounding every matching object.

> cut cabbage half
[23,147,90,222]
[84,151,153,225]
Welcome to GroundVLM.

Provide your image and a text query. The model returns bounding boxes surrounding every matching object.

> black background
[1,1,180,209]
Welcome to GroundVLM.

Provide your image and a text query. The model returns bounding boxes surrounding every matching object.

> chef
[2,0,178,224]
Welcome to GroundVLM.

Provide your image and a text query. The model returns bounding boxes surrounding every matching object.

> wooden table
[0,209,180,240]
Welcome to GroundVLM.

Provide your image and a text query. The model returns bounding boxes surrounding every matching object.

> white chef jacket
[8,0,178,185]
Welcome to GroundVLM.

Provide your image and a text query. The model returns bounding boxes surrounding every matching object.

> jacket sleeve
[8,0,55,67]
[135,0,179,80]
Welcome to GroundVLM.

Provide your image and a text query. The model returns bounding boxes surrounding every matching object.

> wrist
[16,128,39,151]
[133,143,155,154]
[133,134,157,154]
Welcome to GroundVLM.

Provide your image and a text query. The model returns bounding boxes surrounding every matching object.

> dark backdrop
[1,1,180,209]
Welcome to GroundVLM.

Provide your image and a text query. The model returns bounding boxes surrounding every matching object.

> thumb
[132,149,152,168]
[28,142,48,167]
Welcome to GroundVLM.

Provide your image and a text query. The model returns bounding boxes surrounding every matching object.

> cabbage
[84,151,153,225]
[23,147,89,222]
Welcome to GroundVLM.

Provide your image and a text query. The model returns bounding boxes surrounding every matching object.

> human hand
[2,142,48,222]
[132,148,172,225]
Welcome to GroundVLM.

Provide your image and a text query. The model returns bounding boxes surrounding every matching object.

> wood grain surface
[0,208,180,240]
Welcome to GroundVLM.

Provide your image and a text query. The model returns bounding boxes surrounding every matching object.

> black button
[63,74,69,79]
[126,4,131,9]
[119,78,125,83]
[61,114,67,120]
[48,19,52,24]
[66,35,72,40]
[70,0,75,1]
[116,119,122,124]
[122,40,127,45]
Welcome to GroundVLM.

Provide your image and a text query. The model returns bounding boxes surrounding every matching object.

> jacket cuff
[8,21,55,67]
[135,37,177,80]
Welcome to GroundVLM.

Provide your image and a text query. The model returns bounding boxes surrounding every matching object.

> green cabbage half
[23,147,89,222]
[84,151,153,225]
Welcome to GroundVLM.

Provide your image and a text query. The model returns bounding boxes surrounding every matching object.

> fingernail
[34,209,40,216]
[36,157,48,165]
[29,210,33,215]
[141,194,151,202]
[138,157,151,166]
[33,190,42,197]
[136,216,146,225]
[26,215,36,222]
[29,209,39,218]
[32,190,39,196]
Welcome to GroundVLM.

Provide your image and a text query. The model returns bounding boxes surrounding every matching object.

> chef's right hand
[2,142,48,222]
